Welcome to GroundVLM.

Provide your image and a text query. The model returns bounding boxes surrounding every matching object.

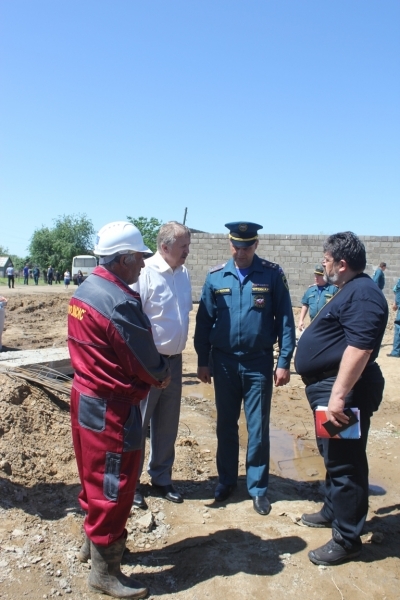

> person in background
[6,265,14,289]
[68,221,170,599]
[47,266,54,285]
[372,261,386,290]
[23,264,29,285]
[33,266,40,285]
[64,270,71,289]
[295,231,388,566]
[55,270,61,284]
[0,295,7,351]
[131,221,192,508]
[298,265,338,330]
[77,270,83,285]
[194,221,296,516]
[387,277,400,358]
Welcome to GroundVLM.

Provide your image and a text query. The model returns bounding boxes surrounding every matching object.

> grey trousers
[138,354,182,486]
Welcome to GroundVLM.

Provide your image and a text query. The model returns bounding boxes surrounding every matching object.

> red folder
[315,406,361,439]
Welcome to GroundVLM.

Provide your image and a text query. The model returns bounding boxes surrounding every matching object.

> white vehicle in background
[71,255,97,285]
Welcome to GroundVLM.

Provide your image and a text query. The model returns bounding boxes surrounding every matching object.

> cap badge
[238,224,248,231]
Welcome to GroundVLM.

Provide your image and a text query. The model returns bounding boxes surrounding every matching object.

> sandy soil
[0,285,399,599]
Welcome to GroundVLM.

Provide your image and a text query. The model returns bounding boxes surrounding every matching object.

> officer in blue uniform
[387,278,400,357]
[194,222,296,516]
[298,265,338,331]
[372,262,386,290]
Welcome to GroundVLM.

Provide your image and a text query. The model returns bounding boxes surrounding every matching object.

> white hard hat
[94,221,151,262]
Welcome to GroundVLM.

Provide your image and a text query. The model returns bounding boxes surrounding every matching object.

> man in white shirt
[6,265,14,289]
[131,221,192,506]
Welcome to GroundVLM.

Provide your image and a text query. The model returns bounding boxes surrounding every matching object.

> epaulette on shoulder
[260,259,279,270]
[308,284,314,288]
[209,262,226,274]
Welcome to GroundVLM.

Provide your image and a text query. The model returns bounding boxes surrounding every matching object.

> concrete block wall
[187,233,400,306]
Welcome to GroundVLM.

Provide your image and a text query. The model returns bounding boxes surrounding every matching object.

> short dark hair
[379,262,387,268]
[323,231,366,272]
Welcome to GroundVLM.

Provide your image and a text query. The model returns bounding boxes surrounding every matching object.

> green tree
[10,255,30,271]
[126,216,163,253]
[0,245,9,256]
[29,214,95,273]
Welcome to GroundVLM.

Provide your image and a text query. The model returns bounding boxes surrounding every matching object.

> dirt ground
[0,284,399,599]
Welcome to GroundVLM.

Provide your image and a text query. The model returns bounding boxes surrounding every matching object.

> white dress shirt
[131,252,192,355]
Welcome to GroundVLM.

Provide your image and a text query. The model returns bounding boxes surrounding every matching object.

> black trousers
[305,362,384,548]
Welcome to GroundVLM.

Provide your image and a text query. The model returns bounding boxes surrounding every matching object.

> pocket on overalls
[78,394,106,432]
[123,404,142,452]
[104,452,121,501]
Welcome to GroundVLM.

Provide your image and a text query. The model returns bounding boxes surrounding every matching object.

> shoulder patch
[260,259,279,270]
[281,272,289,290]
[209,262,226,273]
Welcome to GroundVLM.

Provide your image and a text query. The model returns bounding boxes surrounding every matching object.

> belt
[301,369,339,386]
[160,353,181,359]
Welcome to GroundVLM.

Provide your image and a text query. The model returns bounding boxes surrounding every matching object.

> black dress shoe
[153,483,183,503]
[253,496,271,515]
[214,483,236,502]
[133,490,147,510]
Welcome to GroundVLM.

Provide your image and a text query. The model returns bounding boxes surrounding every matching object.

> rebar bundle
[0,364,72,396]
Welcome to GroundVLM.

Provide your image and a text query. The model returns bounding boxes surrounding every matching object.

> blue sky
[1,1,399,257]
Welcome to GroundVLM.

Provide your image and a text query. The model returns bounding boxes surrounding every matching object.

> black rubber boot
[88,537,148,599]
[78,533,90,563]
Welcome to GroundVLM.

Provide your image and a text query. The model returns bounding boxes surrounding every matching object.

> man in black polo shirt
[295,231,388,566]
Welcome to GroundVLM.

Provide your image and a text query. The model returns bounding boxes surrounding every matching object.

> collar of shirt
[224,254,264,277]
[145,251,185,275]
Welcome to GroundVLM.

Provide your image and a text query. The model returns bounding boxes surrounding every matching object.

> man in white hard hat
[131,221,192,508]
[68,221,171,599]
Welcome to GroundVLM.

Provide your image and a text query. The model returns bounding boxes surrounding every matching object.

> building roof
[0,256,11,267]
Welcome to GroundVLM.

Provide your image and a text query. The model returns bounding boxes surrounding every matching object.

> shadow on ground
[126,528,307,595]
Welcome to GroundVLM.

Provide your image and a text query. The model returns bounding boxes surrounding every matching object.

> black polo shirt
[295,273,388,377]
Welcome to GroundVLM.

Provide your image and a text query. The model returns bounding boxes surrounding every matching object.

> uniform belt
[301,369,339,386]
[160,353,181,359]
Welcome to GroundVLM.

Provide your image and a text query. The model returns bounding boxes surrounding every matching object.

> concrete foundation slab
[0,347,73,375]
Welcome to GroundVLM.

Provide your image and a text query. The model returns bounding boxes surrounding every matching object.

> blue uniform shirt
[373,268,385,290]
[301,283,338,320]
[393,279,400,305]
[194,254,296,369]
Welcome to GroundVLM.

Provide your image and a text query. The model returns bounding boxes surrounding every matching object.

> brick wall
[187,233,400,306]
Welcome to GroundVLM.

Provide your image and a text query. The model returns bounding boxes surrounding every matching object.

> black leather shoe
[153,483,183,503]
[133,490,147,510]
[253,496,271,515]
[214,483,236,502]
